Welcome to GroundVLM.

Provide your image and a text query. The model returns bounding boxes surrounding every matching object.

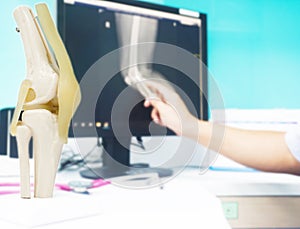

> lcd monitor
[57,0,208,179]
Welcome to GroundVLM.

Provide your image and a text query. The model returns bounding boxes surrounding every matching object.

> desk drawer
[220,196,300,228]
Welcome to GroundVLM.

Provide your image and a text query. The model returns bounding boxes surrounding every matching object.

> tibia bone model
[10,4,81,198]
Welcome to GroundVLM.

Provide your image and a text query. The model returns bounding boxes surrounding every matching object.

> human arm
[197,120,300,175]
[144,87,300,175]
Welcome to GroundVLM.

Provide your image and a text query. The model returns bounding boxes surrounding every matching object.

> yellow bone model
[10,3,81,198]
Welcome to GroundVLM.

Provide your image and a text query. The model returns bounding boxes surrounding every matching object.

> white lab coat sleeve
[285,126,300,162]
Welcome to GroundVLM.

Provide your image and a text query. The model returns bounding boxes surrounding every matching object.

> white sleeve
[285,126,300,162]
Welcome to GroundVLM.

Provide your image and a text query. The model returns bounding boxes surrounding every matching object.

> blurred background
[1,0,300,110]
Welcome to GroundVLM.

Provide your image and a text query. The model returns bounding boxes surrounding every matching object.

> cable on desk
[58,137,147,172]
[58,137,103,172]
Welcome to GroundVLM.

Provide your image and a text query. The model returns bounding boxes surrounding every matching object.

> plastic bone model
[10,4,81,198]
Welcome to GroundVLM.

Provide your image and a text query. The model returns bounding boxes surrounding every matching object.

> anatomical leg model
[10,4,81,198]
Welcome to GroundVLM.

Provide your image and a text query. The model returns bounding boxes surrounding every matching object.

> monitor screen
[57,0,208,180]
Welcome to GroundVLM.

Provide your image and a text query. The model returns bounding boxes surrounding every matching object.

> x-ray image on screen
[116,13,176,99]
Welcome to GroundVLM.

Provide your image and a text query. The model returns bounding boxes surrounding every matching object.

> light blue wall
[141,0,300,109]
[0,0,56,109]
[1,0,300,109]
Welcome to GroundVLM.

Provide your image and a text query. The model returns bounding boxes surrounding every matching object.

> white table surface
[0,158,231,229]
[1,156,300,229]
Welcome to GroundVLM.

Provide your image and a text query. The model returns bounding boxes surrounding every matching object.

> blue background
[0,0,56,109]
[1,0,300,109]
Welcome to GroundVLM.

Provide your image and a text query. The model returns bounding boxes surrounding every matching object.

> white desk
[0,159,230,229]
[1,157,300,229]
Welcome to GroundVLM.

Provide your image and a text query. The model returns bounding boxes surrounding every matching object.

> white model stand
[10,4,81,198]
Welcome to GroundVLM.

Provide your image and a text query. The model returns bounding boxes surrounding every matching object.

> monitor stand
[79,136,173,179]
